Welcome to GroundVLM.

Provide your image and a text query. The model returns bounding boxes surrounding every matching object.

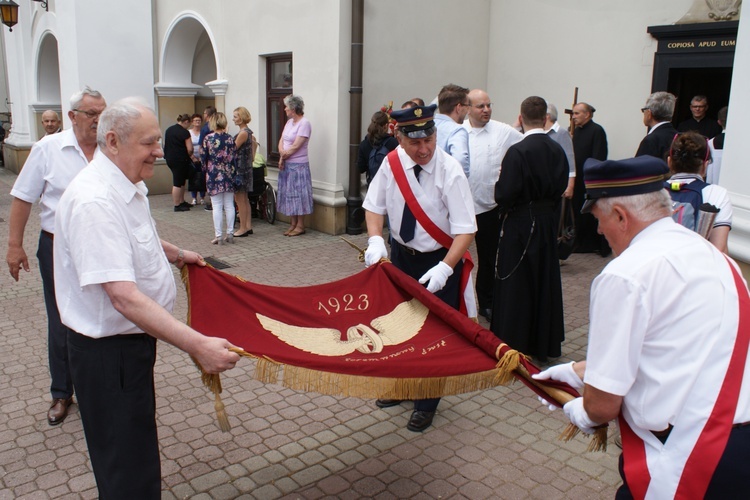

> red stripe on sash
[388,150,474,315]
[618,416,650,500]
[674,257,750,498]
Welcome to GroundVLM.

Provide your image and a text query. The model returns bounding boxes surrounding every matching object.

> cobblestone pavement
[0,165,620,499]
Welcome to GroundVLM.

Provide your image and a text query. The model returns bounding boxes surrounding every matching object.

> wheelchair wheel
[264,183,276,224]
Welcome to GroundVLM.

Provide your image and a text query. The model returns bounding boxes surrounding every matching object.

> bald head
[572,102,595,127]
[467,89,492,127]
[42,110,61,135]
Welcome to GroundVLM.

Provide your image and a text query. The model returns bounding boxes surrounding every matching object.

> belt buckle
[402,244,417,255]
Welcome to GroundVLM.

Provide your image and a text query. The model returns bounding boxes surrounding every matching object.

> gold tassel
[589,427,608,452]
[214,391,231,432]
[558,422,580,442]
[558,423,608,452]
[493,346,525,385]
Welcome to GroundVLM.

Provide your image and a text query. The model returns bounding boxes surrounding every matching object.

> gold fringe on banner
[193,347,516,431]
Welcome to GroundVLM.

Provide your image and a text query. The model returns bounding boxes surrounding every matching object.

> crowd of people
[161,97,314,242]
[4,82,746,497]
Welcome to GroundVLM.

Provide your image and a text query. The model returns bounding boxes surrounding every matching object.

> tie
[400,165,422,243]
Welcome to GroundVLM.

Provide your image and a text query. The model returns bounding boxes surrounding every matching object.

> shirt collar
[522,128,546,138]
[647,121,669,135]
[97,153,148,203]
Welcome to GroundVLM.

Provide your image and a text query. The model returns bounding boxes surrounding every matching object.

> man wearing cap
[363,103,476,432]
[491,96,568,363]
[635,91,677,160]
[571,102,609,255]
[533,155,750,498]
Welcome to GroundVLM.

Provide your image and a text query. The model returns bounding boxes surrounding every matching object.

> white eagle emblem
[256,298,429,356]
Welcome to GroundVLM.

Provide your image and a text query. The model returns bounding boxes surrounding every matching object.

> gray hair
[70,86,104,110]
[595,189,672,222]
[547,103,558,122]
[283,94,305,115]
[644,92,676,122]
[96,97,152,149]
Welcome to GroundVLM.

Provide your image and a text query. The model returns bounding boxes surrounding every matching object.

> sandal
[288,229,306,237]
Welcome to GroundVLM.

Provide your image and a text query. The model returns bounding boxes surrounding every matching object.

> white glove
[537,396,557,411]
[531,361,584,391]
[418,261,453,293]
[563,397,597,435]
[364,236,388,267]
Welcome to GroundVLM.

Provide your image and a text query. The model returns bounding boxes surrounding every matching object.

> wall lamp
[0,0,19,32]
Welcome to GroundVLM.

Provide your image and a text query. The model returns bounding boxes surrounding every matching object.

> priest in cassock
[490,96,568,362]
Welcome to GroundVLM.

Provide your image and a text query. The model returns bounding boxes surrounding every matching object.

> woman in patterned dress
[201,112,237,244]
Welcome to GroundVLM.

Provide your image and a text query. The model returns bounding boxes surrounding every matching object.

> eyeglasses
[641,107,650,113]
[474,103,493,110]
[73,108,102,119]
[459,102,471,107]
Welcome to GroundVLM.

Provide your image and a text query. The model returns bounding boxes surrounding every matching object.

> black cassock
[491,133,568,361]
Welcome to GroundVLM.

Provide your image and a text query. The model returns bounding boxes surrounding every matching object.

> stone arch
[36,32,61,105]
[160,12,218,92]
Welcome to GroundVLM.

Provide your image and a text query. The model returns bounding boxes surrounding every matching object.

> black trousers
[68,330,161,500]
[391,242,463,412]
[616,424,750,499]
[37,231,73,399]
[474,207,500,310]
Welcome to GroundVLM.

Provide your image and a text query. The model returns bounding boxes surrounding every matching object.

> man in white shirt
[363,103,476,432]
[54,98,239,498]
[6,87,105,425]
[463,89,522,320]
[535,155,750,498]
[434,83,471,177]
[42,109,62,136]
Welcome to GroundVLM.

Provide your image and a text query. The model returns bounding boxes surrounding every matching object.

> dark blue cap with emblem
[390,104,437,139]
[581,155,669,214]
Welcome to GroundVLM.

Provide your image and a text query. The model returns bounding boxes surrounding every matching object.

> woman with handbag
[201,112,237,244]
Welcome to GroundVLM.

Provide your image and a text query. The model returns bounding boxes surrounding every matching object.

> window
[266,55,293,167]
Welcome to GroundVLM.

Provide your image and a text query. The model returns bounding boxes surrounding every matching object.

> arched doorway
[34,33,61,139]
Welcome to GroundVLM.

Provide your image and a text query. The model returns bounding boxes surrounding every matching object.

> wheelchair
[249,166,276,224]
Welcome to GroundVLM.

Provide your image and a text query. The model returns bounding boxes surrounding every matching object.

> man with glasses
[678,95,722,139]
[6,87,106,425]
[636,91,678,160]
[463,89,522,321]
[434,83,471,177]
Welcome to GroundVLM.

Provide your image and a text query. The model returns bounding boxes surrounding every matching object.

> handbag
[557,198,576,260]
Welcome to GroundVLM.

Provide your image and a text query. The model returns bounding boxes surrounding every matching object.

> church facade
[1,1,747,258]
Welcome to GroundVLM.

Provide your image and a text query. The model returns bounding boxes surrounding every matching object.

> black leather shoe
[174,205,190,212]
[479,308,492,322]
[375,399,402,408]
[48,397,73,425]
[407,410,435,432]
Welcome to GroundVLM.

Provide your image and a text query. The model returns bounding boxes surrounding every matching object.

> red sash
[620,256,750,499]
[388,149,474,315]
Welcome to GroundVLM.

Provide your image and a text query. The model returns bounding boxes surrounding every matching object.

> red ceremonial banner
[183,262,579,407]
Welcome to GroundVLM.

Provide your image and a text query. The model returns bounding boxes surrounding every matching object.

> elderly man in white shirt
[54,98,239,499]
[6,87,105,426]
[463,89,522,320]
